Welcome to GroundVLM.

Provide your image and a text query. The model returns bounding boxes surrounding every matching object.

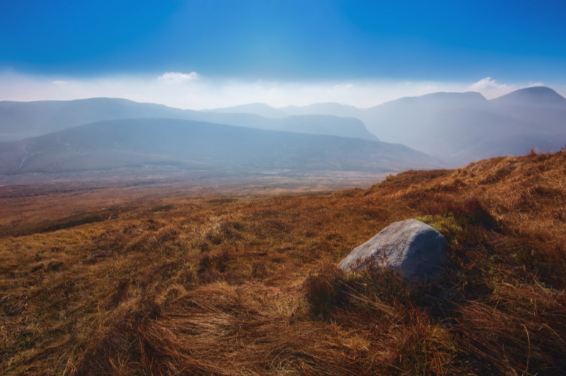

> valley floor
[1,151,566,375]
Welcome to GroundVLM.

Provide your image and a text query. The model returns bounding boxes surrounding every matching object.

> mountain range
[0,98,376,142]
[209,86,566,165]
[0,86,564,180]
[0,118,439,176]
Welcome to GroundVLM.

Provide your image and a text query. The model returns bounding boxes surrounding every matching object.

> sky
[1,0,565,109]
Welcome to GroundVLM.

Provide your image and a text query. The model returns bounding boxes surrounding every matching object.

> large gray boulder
[338,219,447,279]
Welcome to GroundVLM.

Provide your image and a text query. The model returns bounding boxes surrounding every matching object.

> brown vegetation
[1,150,566,375]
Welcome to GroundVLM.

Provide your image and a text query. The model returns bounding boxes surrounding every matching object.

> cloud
[468,77,514,99]
[0,72,464,109]
[469,77,505,91]
[0,71,560,109]
[157,71,199,84]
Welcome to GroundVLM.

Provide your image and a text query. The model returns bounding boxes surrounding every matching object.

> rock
[338,219,447,279]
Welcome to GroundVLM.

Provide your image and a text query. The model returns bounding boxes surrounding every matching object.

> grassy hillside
[1,149,566,375]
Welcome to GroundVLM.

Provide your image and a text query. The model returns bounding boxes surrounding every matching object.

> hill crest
[491,86,566,107]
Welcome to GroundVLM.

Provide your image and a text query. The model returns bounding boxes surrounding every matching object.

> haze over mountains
[208,102,362,119]
[210,86,566,165]
[0,86,564,181]
[0,98,376,142]
[0,119,438,177]
[362,87,566,164]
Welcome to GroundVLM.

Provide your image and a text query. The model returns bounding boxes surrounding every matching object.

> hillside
[209,88,566,165]
[1,149,565,375]
[490,87,566,134]
[208,102,362,119]
[205,103,289,118]
[0,98,377,142]
[491,86,566,107]
[360,88,566,164]
[282,102,362,118]
[0,118,436,177]
[7,88,564,166]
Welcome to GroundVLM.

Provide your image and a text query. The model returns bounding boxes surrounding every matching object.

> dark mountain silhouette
[0,118,439,176]
[0,98,377,142]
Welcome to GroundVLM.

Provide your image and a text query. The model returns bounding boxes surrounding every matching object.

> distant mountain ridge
[491,86,566,107]
[206,87,566,165]
[359,87,566,164]
[0,98,377,142]
[0,118,440,176]
[281,103,362,119]
[2,86,565,167]
[204,103,288,118]
[208,102,362,119]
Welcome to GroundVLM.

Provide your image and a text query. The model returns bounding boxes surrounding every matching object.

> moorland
[1,149,565,375]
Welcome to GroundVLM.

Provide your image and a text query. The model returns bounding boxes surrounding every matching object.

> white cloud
[469,78,550,97]
[469,77,502,91]
[0,71,561,109]
[468,77,517,99]
[328,83,353,92]
[157,71,199,84]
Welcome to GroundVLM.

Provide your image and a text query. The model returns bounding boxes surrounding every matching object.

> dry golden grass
[1,150,566,375]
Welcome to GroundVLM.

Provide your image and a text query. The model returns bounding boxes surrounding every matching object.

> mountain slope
[358,89,566,164]
[489,86,566,133]
[4,87,564,167]
[490,86,566,107]
[208,102,363,119]
[280,102,362,118]
[0,98,377,141]
[215,88,566,165]
[205,103,288,118]
[0,118,439,176]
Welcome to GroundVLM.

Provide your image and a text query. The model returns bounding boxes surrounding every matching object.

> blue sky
[1,0,565,107]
